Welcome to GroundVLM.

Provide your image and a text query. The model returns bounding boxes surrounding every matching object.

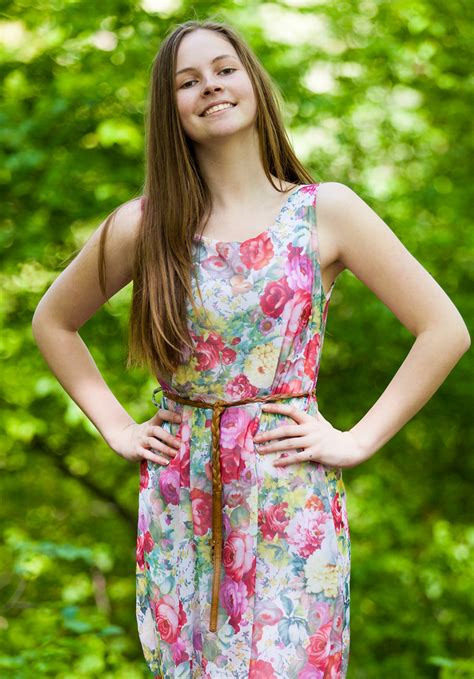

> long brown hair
[98,18,315,380]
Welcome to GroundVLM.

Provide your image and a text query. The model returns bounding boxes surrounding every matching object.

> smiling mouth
[200,103,237,117]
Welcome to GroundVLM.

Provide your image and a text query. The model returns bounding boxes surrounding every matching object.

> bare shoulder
[316,181,358,263]
[80,194,144,287]
[316,182,470,342]
[313,182,352,287]
[316,180,391,271]
[107,195,144,248]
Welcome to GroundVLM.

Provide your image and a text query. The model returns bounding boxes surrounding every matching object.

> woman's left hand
[253,402,368,470]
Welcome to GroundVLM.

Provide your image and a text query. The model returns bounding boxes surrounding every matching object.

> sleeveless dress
[136,183,351,678]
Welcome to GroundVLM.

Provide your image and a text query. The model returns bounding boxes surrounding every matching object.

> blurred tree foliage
[0,0,472,677]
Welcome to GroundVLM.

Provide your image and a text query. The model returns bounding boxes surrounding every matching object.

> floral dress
[136,183,351,678]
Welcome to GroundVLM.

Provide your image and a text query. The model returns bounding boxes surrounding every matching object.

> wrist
[347,426,377,463]
[102,416,136,449]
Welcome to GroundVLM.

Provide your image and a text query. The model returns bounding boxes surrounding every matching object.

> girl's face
[175,29,257,145]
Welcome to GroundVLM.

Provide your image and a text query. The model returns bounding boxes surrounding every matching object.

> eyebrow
[175,54,237,77]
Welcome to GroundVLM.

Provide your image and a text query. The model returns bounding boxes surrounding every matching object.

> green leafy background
[1,0,472,677]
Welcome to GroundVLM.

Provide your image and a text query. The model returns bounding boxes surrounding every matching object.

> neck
[193,127,289,210]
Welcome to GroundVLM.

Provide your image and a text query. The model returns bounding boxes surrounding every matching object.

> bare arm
[32,198,143,447]
[317,182,471,460]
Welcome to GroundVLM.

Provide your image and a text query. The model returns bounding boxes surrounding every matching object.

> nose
[203,83,222,95]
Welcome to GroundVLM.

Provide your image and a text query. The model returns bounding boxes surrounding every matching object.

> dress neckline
[193,184,308,246]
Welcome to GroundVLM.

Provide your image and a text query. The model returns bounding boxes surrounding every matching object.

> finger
[139,447,172,466]
[256,436,310,455]
[159,408,182,423]
[254,424,305,444]
[273,450,317,466]
[150,425,182,449]
[151,409,182,425]
[144,436,179,458]
[261,403,310,422]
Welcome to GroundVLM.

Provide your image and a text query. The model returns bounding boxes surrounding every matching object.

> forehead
[175,30,239,71]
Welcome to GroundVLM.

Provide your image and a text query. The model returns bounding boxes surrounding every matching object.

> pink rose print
[242,551,256,597]
[153,593,187,645]
[258,502,290,540]
[331,492,343,533]
[311,600,334,628]
[190,488,212,536]
[249,659,277,678]
[136,530,154,570]
[175,420,190,489]
[240,232,274,270]
[139,459,149,490]
[222,346,238,365]
[260,278,294,319]
[275,356,305,387]
[253,599,284,627]
[306,621,333,669]
[225,374,259,400]
[220,575,249,633]
[272,378,304,396]
[194,339,220,371]
[286,509,327,558]
[341,496,350,541]
[201,254,233,276]
[325,652,343,678]
[304,333,320,378]
[171,635,190,665]
[223,530,255,580]
[223,481,249,509]
[158,467,180,506]
[284,288,312,335]
[220,407,253,452]
[137,509,150,534]
[286,245,313,293]
[194,331,237,371]
[220,445,242,484]
[297,663,325,678]
[216,242,235,259]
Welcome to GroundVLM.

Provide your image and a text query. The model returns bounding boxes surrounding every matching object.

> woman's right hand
[110,407,182,466]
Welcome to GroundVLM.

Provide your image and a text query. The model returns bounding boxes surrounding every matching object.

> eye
[179,67,236,89]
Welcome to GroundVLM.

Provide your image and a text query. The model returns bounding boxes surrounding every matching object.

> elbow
[31,311,43,342]
[31,305,50,341]
[460,330,471,353]
[453,325,471,355]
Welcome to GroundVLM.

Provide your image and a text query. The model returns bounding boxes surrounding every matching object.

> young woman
[32,18,470,679]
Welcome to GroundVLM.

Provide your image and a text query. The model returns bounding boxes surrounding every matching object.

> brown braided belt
[151,385,317,632]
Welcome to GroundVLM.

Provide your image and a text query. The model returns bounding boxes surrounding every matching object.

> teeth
[203,103,235,117]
